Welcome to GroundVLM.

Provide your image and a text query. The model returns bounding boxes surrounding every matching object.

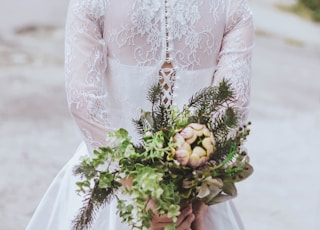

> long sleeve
[213,0,254,122]
[65,0,108,154]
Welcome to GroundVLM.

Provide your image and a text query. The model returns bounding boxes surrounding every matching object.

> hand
[120,177,133,187]
[191,200,208,230]
[147,199,195,230]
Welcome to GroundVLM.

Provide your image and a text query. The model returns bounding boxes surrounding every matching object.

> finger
[151,218,172,230]
[177,213,195,230]
[153,213,173,223]
[151,213,174,229]
[151,222,172,230]
[176,206,192,226]
[148,199,172,223]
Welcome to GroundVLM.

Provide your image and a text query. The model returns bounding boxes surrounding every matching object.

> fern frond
[187,86,214,109]
[73,161,97,180]
[152,104,171,131]
[147,83,163,105]
[72,180,115,230]
[132,112,154,136]
[216,79,235,102]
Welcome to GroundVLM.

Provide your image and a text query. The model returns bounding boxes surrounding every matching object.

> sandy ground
[0,1,320,230]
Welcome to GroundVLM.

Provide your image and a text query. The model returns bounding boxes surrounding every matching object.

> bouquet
[72,80,253,230]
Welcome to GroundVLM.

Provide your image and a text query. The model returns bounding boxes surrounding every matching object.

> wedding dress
[26,0,254,229]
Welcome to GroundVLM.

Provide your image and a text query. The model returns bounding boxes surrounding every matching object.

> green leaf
[98,172,115,188]
[167,204,181,222]
[221,182,237,197]
[164,224,177,230]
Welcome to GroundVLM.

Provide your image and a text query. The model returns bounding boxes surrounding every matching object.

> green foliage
[72,180,119,230]
[72,80,253,229]
[299,0,320,21]
[300,0,320,10]
[313,9,320,21]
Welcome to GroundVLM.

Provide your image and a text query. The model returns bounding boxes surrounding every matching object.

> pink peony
[172,123,216,168]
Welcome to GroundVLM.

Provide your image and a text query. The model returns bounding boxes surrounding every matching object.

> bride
[26,0,254,229]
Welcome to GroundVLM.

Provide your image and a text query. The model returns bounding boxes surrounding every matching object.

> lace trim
[159,68,177,106]
[158,0,176,107]
[64,0,254,152]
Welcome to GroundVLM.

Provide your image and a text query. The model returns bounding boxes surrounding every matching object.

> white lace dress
[26,0,254,229]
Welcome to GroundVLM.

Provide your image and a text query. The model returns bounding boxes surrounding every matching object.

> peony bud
[185,133,197,144]
[173,133,185,147]
[192,146,207,157]
[188,154,201,168]
[180,127,194,139]
[175,142,191,166]
[202,137,216,155]
[175,150,190,166]
[189,146,208,167]
[180,126,197,144]
[189,123,205,136]
[172,123,216,168]
[189,123,205,131]
[202,127,211,137]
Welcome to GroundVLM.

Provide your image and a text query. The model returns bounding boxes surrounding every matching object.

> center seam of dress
[159,0,176,107]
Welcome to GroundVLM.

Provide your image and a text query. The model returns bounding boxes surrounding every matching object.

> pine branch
[73,162,97,180]
[72,180,117,230]
[147,83,164,130]
[132,111,154,136]
[146,83,163,105]
[187,87,216,125]
[134,83,170,134]
[215,79,235,102]
[133,142,146,154]
[211,138,235,164]
[152,104,170,131]
[132,117,149,136]
[211,107,239,140]
[187,86,214,109]
[187,80,238,127]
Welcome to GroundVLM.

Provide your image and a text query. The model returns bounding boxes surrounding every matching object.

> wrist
[191,218,206,230]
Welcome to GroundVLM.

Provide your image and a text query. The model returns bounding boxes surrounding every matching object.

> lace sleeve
[65,0,108,154]
[213,0,254,122]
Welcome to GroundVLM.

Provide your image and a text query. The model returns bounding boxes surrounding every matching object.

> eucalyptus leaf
[205,193,233,205]
[72,80,254,230]
[223,163,254,183]
[222,182,237,197]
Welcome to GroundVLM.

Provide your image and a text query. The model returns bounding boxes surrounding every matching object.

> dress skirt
[26,142,245,230]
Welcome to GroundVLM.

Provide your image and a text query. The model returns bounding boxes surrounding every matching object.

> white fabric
[27,143,245,230]
[27,0,254,229]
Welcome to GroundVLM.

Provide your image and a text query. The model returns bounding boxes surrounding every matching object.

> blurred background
[0,0,319,229]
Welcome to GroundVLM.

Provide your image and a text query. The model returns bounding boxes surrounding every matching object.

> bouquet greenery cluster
[72,80,253,230]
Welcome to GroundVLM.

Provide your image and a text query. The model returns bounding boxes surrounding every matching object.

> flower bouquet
[72,80,253,230]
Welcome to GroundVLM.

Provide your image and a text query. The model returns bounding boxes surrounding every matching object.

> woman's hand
[147,199,195,230]
[191,200,208,230]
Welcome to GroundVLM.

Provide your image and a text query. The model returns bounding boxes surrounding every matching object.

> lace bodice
[65,0,254,153]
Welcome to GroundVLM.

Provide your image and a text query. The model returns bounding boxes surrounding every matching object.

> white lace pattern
[65,0,254,153]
